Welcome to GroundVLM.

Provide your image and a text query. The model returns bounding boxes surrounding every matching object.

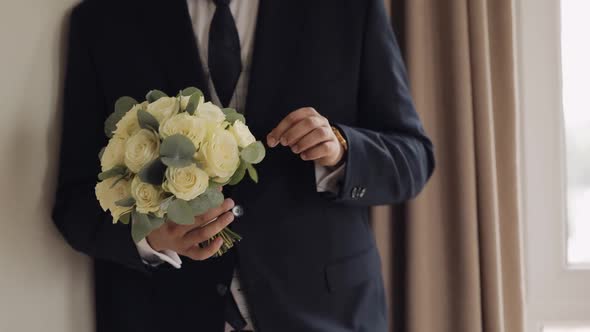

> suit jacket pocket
[325,246,381,292]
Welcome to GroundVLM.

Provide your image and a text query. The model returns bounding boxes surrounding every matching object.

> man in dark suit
[52,0,434,331]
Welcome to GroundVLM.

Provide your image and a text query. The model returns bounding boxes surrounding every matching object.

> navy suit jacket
[52,0,434,331]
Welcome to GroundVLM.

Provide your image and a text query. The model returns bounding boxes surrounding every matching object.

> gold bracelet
[331,126,348,151]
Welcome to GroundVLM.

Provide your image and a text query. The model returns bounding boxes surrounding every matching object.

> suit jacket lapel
[245,0,309,131]
[138,0,211,100]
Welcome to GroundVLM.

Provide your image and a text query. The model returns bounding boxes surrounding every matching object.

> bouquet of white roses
[94,87,265,256]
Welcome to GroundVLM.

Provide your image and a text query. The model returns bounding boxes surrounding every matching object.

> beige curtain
[372,0,525,331]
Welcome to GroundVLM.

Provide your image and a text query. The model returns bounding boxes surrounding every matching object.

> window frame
[516,0,590,331]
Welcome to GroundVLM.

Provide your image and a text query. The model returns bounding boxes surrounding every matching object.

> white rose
[195,102,226,123]
[147,97,180,124]
[180,94,204,112]
[131,176,164,214]
[163,164,209,201]
[229,120,256,148]
[114,102,146,139]
[100,136,126,171]
[159,113,207,149]
[95,177,132,223]
[124,129,160,173]
[199,128,240,181]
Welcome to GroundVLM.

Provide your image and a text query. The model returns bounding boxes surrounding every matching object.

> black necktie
[209,0,242,107]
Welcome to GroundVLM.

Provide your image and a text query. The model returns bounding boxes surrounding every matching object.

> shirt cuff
[136,238,182,269]
[314,162,346,194]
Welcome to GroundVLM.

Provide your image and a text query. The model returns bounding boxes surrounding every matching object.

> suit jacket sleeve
[52,6,146,273]
[330,0,435,206]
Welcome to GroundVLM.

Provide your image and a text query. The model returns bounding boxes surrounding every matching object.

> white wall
[0,1,93,331]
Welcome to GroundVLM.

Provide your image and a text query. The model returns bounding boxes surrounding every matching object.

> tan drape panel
[372,0,525,331]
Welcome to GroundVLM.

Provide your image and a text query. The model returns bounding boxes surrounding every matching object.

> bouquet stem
[201,228,242,257]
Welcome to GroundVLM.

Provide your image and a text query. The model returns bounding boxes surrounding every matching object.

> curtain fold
[371,0,524,331]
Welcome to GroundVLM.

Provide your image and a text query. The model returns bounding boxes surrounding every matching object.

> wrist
[328,126,347,167]
[328,145,346,168]
[146,234,164,252]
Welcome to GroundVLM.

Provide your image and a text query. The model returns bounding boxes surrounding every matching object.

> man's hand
[266,107,344,167]
[146,198,235,261]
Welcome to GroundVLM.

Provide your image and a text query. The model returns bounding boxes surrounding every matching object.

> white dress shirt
[136,1,346,330]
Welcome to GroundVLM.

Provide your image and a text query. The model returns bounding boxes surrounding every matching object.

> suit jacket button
[351,187,359,199]
[359,188,366,198]
[232,205,244,217]
[216,283,228,296]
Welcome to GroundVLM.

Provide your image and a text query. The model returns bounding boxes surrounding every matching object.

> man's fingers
[300,141,337,161]
[195,198,235,227]
[165,221,197,238]
[291,127,333,154]
[281,116,328,147]
[267,108,318,147]
[168,198,234,237]
[184,237,224,261]
[182,211,235,247]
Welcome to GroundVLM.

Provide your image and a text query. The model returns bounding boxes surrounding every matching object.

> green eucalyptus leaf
[147,214,166,229]
[98,166,127,181]
[110,171,130,189]
[188,196,211,216]
[159,196,174,211]
[167,199,195,225]
[160,134,196,168]
[130,212,166,243]
[115,96,138,114]
[201,186,224,208]
[119,212,131,225]
[208,179,223,188]
[181,87,203,97]
[228,161,247,186]
[131,211,152,243]
[211,178,231,187]
[240,141,266,164]
[185,91,203,115]
[104,96,137,137]
[221,108,246,124]
[222,108,238,116]
[225,112,246,125]
[146,89,168,103]
[246,164,259,183]
[137,109,160,132]
[115,197,136,207]
[138,158,167,185]
[109,173,129,189]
